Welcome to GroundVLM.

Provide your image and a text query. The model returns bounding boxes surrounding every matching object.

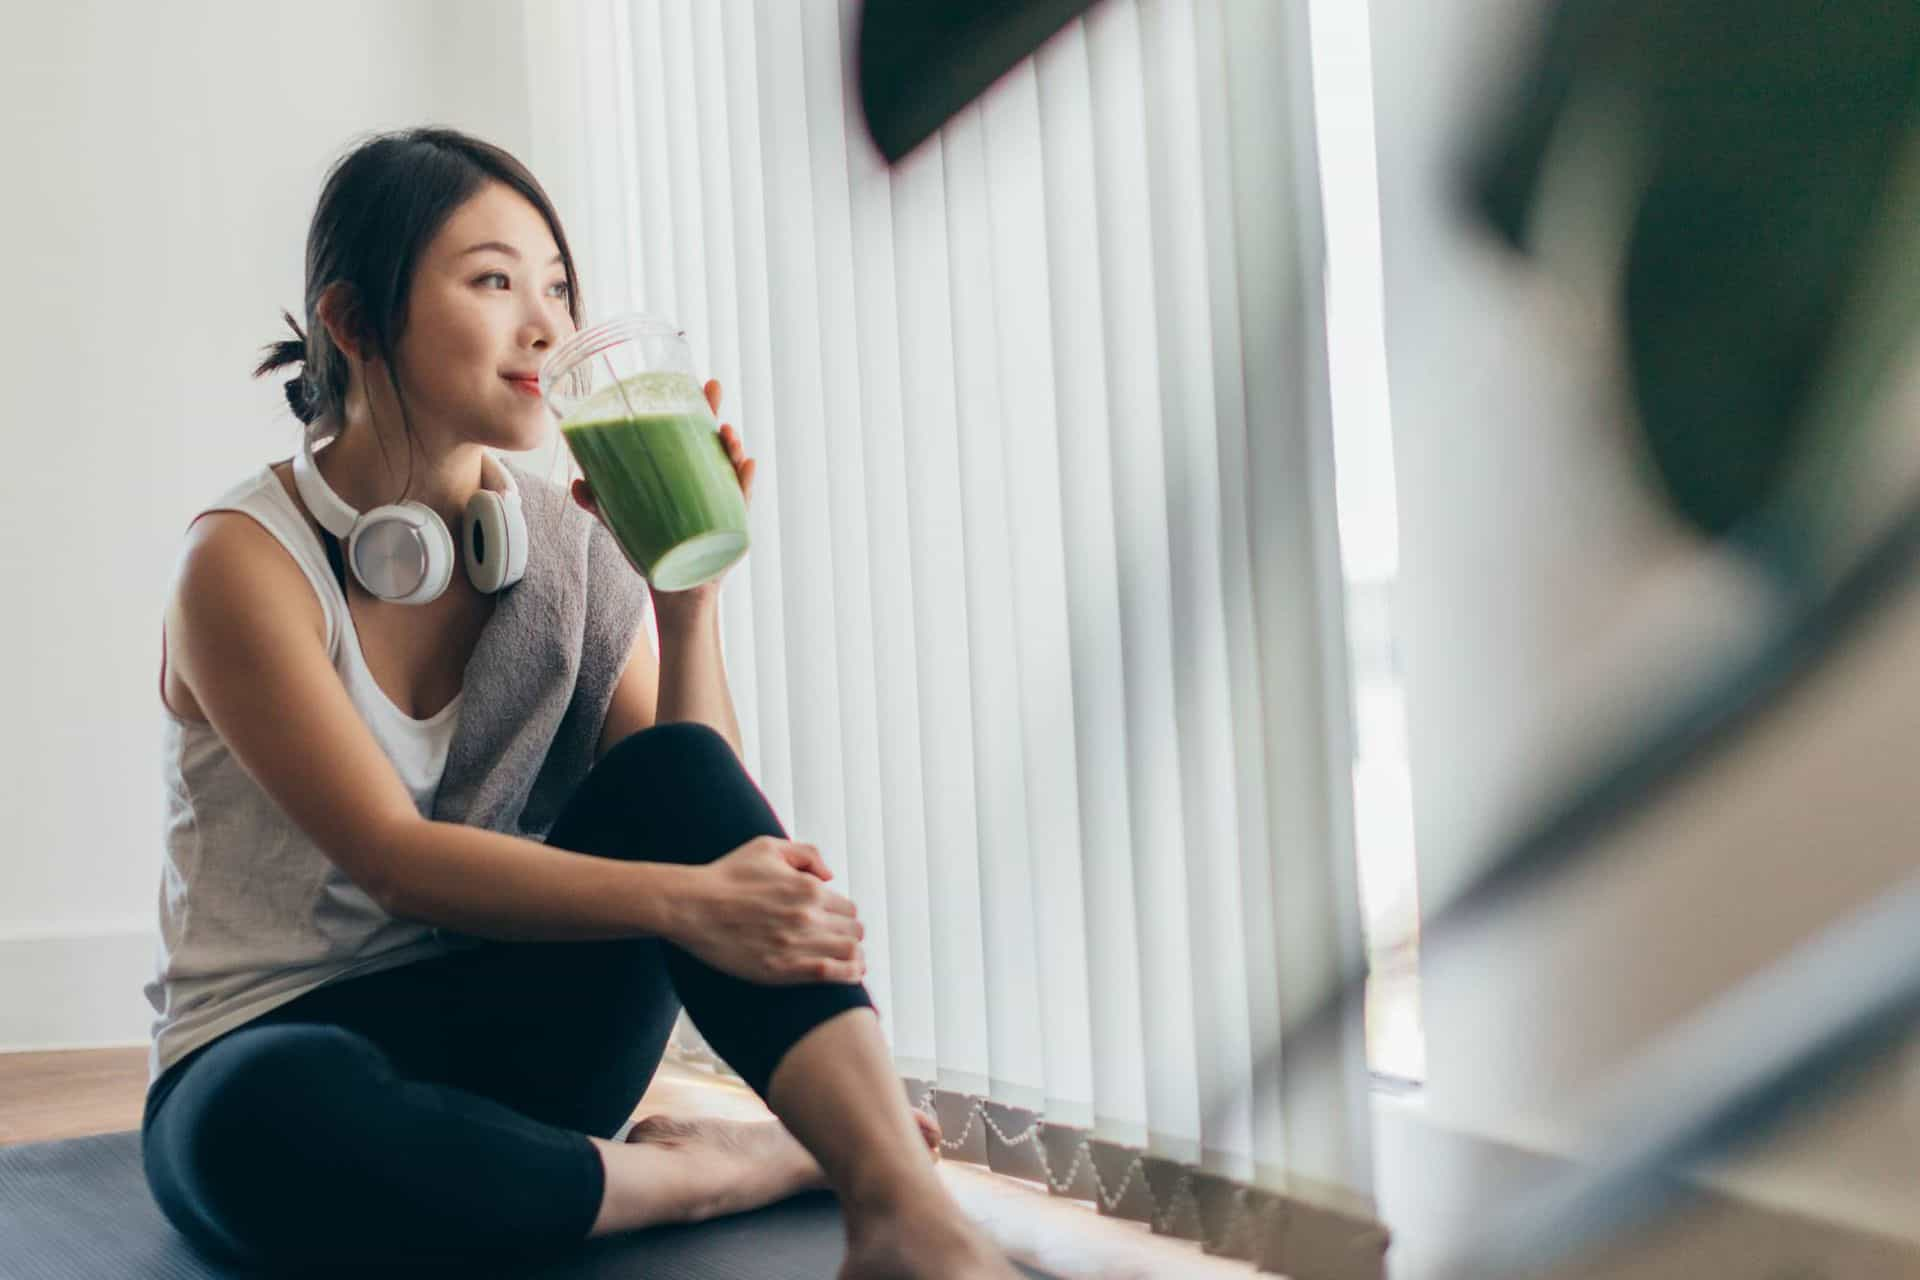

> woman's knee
[557,721,784,866]
[187,1028,383,1193]
[203,1023,381,1108]
[598,720,736,779]
[152,1025,385,1265]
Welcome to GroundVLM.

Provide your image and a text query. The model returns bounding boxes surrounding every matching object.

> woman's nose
[520,309,560,352]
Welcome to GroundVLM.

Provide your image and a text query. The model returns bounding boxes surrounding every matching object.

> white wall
[1368,0,1920,1255]
[0,0,541,1051]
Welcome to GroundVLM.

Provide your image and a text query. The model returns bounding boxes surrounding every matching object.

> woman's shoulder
[163,488,331,723]
[175,463,326,629]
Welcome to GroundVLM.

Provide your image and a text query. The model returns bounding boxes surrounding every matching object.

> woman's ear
[315,282,368,364]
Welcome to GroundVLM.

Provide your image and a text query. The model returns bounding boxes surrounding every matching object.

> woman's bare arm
[371,816,688,941]
[654,594,744,762]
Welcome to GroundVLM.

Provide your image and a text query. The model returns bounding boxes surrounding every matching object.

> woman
[143,126,1016,1278]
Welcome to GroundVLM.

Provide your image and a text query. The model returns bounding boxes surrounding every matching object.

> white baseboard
[0,925,155,1053]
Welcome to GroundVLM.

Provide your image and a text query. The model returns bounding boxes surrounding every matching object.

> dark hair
[253,126,583,441]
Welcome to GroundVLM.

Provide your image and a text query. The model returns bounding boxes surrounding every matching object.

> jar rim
[539,312,686,390]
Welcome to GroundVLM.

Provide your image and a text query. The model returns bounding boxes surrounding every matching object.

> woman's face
[385,181,576,453]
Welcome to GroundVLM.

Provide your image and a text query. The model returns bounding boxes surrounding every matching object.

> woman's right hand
[669,836,867,985]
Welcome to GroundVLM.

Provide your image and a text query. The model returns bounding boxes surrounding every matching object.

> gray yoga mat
[0,1130,1052,1278]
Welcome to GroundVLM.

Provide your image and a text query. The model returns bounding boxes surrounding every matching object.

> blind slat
[1141,0,1258,1176]
[607,0,645,316]
[1033,20,1151,1147]
[753,0,850,886]
[1218,0,1374,1190]
[942,97,1047,1107]
[796,0,894,1023]
[891,130,993,1093]
[1085,0,1204,1158]
[577,0,627,316]
[630,0,678,322]
[660,0,710,371]
[1191,0,1290,1174]
[718,0,797,823]
[831,0,939,1075]
[687,0,764,785]
[980,56,1098,1126]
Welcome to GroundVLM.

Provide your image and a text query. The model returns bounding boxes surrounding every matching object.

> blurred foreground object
[1426,1,1920,1273]
[1470,0,1920,558]
[858,0,1098,162]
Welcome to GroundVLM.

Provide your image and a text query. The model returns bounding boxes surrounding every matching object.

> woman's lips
[504,376,541,397]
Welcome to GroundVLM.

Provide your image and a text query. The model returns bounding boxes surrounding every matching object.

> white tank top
[145,463,479,1085]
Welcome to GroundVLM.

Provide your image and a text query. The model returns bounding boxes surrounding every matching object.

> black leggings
[141,721,873,1274]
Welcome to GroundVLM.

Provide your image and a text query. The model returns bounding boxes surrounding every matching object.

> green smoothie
[559,373,750,591]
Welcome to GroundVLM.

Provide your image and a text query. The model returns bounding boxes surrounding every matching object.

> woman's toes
[912,1108,943,1160]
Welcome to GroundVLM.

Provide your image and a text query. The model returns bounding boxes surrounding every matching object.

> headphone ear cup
[348,503,455,605]
[462,489,528,594]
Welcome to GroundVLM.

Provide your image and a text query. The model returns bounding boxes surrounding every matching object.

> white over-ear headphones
[291,427,529,605]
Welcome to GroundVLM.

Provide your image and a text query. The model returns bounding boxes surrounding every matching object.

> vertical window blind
[523,1,1383,1271]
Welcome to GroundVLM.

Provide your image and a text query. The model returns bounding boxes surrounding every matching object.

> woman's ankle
[839,1160,952,1221]
[584,1134,709,1236]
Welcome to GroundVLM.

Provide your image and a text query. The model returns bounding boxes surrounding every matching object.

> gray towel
[429,456,653,841]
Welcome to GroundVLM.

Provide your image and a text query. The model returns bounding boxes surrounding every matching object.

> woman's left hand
[571,378,755,613]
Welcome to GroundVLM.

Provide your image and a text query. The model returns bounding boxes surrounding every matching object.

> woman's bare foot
[840,1184,1022,1280]
[606,1109,944,1229]
[622,1115,823,1219]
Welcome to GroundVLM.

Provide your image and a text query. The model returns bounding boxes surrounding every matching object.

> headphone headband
[291,428,518,536]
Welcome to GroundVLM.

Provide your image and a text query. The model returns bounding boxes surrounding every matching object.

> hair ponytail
[254,309,317,424]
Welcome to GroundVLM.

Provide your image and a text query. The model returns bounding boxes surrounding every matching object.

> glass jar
[540,314,750,591]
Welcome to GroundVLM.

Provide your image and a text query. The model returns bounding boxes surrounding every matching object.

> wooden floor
[0,1045,149,1147]
[0,1048,752,1149]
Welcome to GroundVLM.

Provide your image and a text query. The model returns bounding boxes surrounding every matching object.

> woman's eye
[475,272,567,300]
